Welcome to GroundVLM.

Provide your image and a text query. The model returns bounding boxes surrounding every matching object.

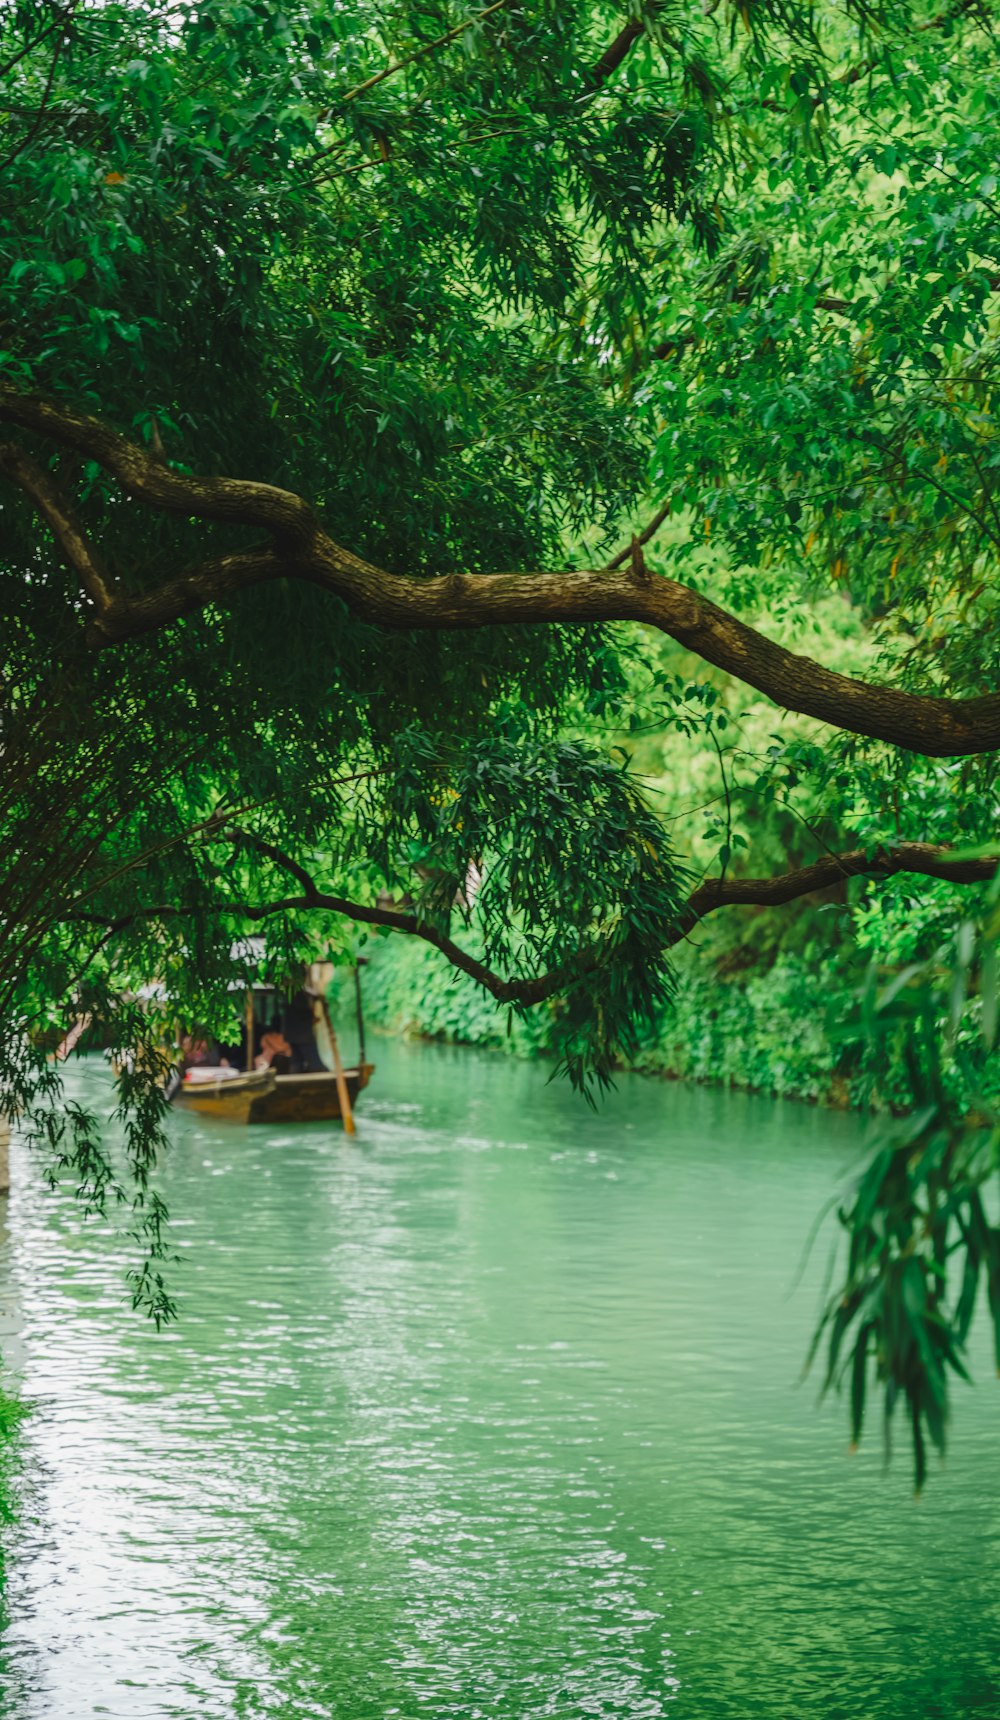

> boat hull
[247,1064,374,1124]
[173,1069,276,1125]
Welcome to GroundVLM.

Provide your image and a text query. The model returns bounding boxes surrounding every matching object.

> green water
[0,1040,998,1719]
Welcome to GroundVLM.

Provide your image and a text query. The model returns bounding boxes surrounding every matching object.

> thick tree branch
[679,843,998,929]
[4,388,1000,758]
[245,841,1000,1004]
[227,831,538,999]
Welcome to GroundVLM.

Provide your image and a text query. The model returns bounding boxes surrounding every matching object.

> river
[0,1039,997,1719]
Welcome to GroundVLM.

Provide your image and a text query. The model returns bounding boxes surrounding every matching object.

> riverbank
[340,936,874,1110]
[344,926,1000,1117]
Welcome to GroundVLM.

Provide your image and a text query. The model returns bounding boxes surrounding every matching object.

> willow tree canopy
[2,0,1000,1481]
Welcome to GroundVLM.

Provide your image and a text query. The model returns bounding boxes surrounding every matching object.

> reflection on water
[0,1040,997,1719]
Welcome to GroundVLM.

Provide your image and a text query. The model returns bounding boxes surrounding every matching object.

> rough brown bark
[679,843,997,928]
[3,388,1000,758]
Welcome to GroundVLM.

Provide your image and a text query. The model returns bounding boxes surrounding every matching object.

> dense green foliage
[1,0,999,1480]
[349,938,857,1098]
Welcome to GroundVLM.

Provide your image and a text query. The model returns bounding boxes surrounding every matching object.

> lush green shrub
[347,920,1000,1116]
[344,932,859,1104]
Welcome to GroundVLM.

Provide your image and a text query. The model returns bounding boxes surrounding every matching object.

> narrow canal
[0,1040,997,1719]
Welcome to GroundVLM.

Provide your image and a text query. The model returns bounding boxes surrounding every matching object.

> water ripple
[0,1040,997,1718]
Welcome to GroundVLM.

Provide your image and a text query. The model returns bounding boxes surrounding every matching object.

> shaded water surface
[0,1041,997,1718]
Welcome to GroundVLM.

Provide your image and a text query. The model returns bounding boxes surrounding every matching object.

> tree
[1,0,999,1479]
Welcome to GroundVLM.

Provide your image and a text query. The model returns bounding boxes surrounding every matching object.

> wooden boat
[246,1062,375,1124]
[173,1067,277,1125]
[169,958,374,1131]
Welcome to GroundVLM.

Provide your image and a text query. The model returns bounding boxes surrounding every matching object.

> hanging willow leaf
[810,898,1000,1490]
[849,1319,873,1448]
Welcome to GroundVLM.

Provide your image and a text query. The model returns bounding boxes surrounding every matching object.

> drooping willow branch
[2,391,1000,758]
[67,840,1000,1011]
[249,839,1000,1003]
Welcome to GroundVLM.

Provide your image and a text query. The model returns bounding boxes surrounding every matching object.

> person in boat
[255,1017,293,1072]
[176,1033,242,1085]
[179,1034,216,1071]
[184,1035,247,1071]
[281,989,325,1074]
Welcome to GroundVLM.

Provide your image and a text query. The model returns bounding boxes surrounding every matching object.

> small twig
[706,721,733,896]
[0,0,75,84]
[605,503,671,570]
[0,0,79,178]
[306,0,514,176]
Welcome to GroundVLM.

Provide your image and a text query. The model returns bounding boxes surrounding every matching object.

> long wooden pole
[354,962,366,1067]
[318,995,355,1135]
[245,991,254,1072]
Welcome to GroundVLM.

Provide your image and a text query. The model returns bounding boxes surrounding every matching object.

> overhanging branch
[69,841,999,1011]
[287,842,999,998]
[680,843,998,925]
[3,388,1000,758]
